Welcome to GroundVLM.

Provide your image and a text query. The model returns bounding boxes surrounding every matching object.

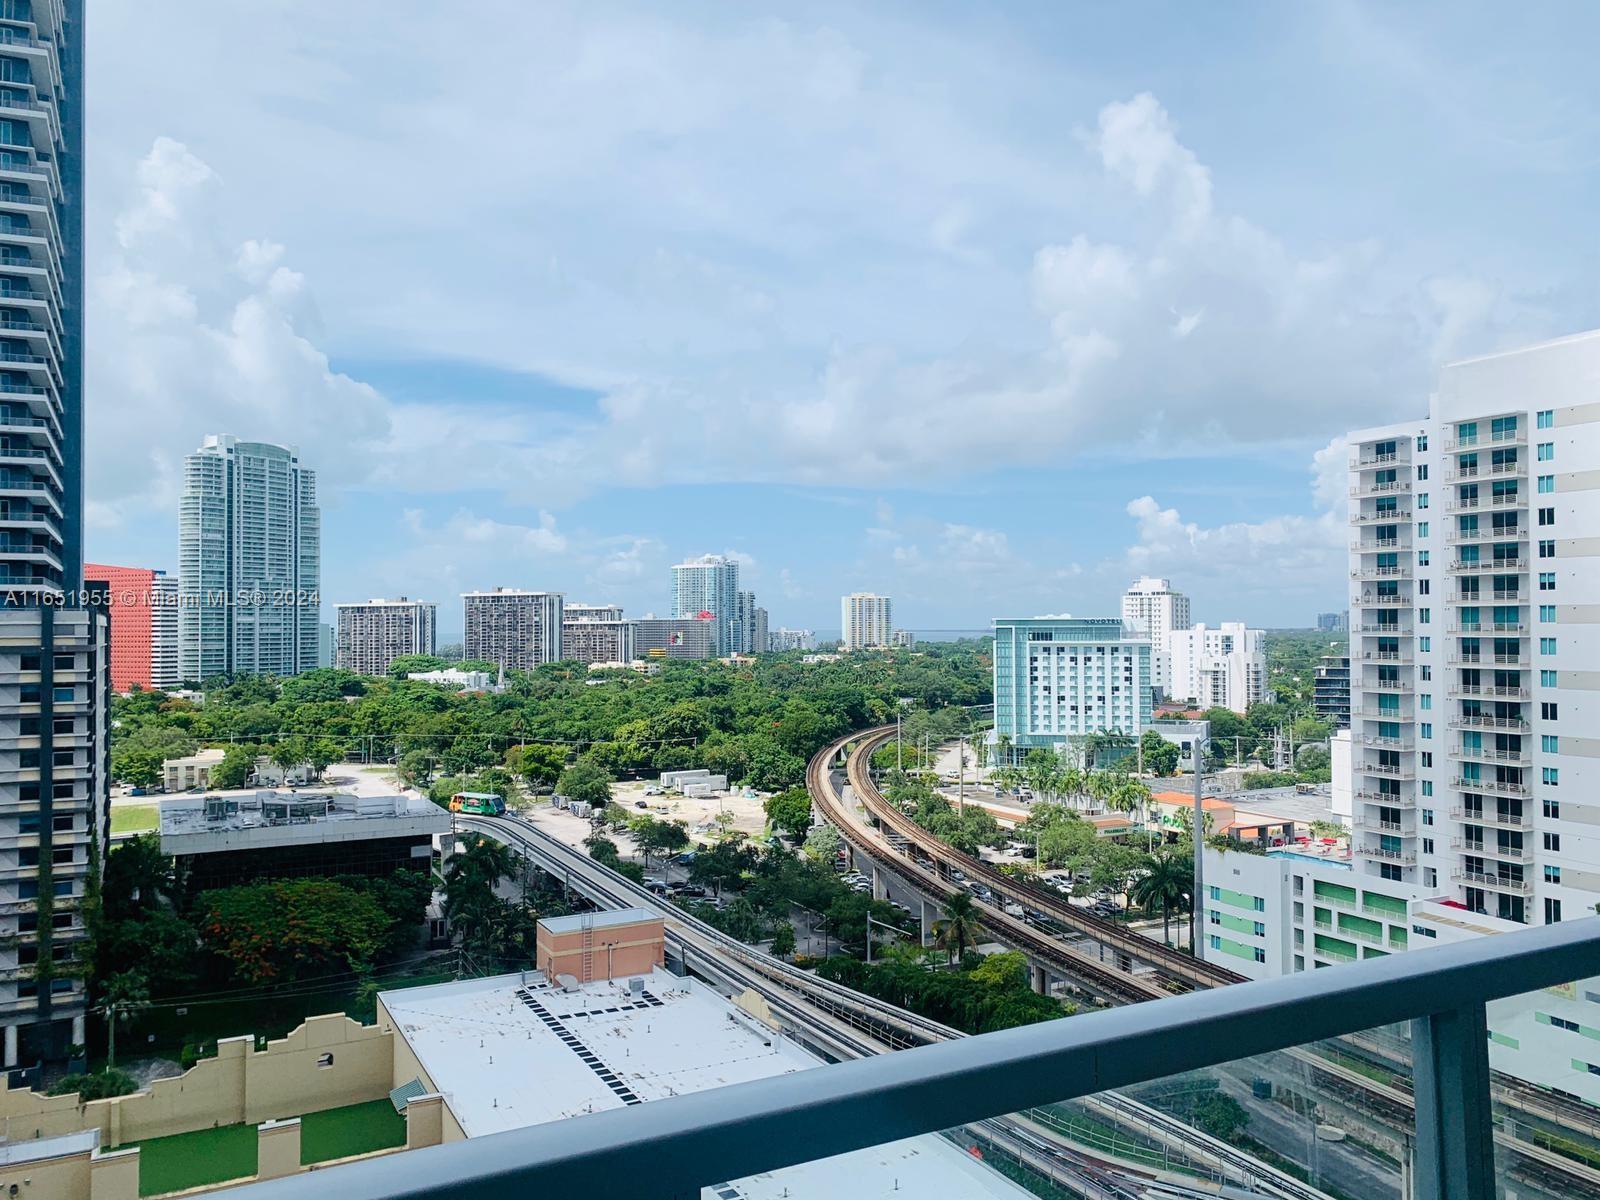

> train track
[464,814,1332,1200]
[815,726,1247,991]
[812,727,1600,1193]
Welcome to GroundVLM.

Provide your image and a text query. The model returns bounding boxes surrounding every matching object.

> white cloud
[84,35,1562,536]
[1115,437,1349,613]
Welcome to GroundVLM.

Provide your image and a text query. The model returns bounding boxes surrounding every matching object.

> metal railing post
[1410,1003,1495,1200]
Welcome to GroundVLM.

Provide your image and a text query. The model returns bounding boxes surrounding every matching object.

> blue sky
[81,2,1600,639]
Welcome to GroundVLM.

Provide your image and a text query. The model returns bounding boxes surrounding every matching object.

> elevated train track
[809,727,1600,1193]
[462,813,1334,1200]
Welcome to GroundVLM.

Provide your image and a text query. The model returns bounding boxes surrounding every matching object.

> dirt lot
[597,778,771,843]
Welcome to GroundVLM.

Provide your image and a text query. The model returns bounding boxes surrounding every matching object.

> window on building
[1541,638,1557,655]
[1418,493,1430,509]
[1540,605,1556,622]
[1421,722,1432,739]
[1545,897,1563,923]
[1544,832,1561,852]
[1538,442,1554,461]
[1418,550,1430,566]
[1540,540,1557,558]
[1418,434,1429,450]
[1422,808,1434,826]
[1540,572,1557,591]
[1544,798,1561,819]
[1540,507,1556,526]
[1542,702,1559,721]
[1418,521,1430,538]
[1542,670,1558,688]
[1420,607,1431,624]
[1538,410,1554,429]
[1419,636,1431,652]
[1543,767,1560,787]
[1539,475,1555,494]
[1420,693,1432,710]
[1421,751,1433,768]
[1545,865,1562,883]
[1424,868,1438,889]
[1422,780,1433,797]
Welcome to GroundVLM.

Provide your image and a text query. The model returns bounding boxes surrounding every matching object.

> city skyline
[73,5,1600,634]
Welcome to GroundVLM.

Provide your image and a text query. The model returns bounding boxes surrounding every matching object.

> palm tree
[1086,771,1117,814]
[1059,763,1085,810]
[933,891,982,966]
[443,834,517,921]
[1130,851,1192,947]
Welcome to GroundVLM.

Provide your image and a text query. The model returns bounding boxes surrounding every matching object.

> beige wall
[375,997,466,1145]
[0,1015,393,1148]
[0,1145,138,1200]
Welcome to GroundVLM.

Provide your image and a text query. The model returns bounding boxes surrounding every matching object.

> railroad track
[810,727,1600,1193]
[815,726,1247,991]
[463,813,1331,1200]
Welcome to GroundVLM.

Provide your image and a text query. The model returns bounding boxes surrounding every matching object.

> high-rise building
[1314,654,1352,728]
[562,604,636,665]
[634,617,716,660]
[1316,611,1349,634]
[1120,577,1191,695]
[840,593,893,650]
[1166,623,1267,714]
[463,589,563,671]
[177,436,321,680]
[335,598,438,677]
[83,564,179,692]
[0,1,109,1067]
[991,616,1152,764]
[1346,329,1600,927]
[768,628,815,652]
[734,592,767,655]
[670,555,740,655]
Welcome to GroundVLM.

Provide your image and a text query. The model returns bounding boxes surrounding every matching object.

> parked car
[644,786,663,796]
[635,800,649,809]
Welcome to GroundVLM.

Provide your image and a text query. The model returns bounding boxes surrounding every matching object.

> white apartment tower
[151,572,179,690]
[178,436,321,680]
[1167,623,1267,714]
[671,555,740,656]
[336,598,438,677]
[1121,577,1191,694]
[841,593,893,650]
[463,589,564,671]
[1347,330,1600,928]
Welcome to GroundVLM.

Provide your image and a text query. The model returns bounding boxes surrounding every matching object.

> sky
[82,2,1600,640]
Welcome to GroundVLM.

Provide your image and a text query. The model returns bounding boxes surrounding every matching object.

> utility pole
[1192,721,1211,962]
[957,734,966,817]
[896,709,903,772]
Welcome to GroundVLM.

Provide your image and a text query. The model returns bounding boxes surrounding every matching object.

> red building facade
[83,563,159,692]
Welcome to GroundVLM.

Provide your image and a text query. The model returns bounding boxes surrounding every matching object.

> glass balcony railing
[213,919,1600,1200]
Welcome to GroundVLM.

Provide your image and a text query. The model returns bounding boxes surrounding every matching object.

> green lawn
[129,1101,406,1195]
[301,1099,407,1163]
[133,1123,257,1196]
[110,804,159,834]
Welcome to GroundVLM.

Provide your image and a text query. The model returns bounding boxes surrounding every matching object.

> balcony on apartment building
[209,919,1600,1200]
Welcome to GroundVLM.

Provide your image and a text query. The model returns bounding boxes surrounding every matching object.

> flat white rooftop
[160,789,449,856]
[379,969,1032,1199]
[538,907,658,935]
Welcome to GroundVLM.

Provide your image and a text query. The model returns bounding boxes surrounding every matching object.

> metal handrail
[220,918,1600,1200]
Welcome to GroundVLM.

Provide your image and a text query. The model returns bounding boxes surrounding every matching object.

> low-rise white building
[407,668,496,692]
[375,967,1033,1199]
[1202,842,1600,1104]
[163,747,227,792]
